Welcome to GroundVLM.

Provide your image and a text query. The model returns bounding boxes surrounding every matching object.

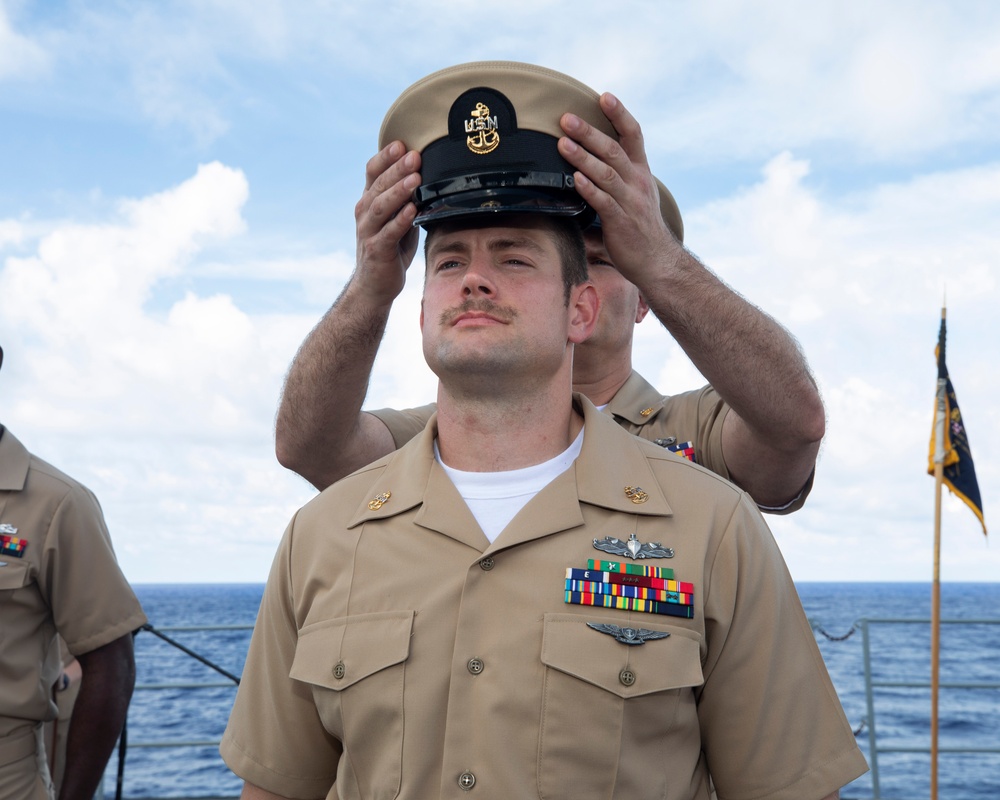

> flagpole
[931,458,943,800]
[931,306,947,800]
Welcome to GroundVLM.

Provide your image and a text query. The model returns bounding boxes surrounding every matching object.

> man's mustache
[439,299,518,326]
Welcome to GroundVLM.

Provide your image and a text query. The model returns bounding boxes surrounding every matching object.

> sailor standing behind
[0,344,147,800]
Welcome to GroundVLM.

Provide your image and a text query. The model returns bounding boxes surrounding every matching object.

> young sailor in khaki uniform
[0,346,147,800]
[274,62,823,516]
[222,63,867,800]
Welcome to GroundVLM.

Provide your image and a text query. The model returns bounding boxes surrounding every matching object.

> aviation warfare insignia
[594,533,674,560]
[367,491,391,511]
[586,622,670,646]
[465,101,500,155]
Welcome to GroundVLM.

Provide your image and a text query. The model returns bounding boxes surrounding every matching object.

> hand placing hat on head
[379,61,682,238]
[380,61,614,227]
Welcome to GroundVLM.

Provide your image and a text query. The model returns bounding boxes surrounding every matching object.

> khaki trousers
[0,725,54,800]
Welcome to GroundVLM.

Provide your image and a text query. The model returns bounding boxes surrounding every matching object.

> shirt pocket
[538,612,704,800]
[290,609,414,800]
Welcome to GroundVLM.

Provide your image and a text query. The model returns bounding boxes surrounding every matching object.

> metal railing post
[860,618,880,799]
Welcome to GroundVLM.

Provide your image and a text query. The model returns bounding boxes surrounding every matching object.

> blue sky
[1,0,998,583]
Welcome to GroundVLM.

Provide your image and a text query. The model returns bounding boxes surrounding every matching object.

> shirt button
[467,658,484,675]
[333,661,346,680]
[479,557,495,571]
[458,771,476,790]
[619,668,636,687]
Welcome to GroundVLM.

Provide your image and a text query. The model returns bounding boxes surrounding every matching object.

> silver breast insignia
[593,533,674,559]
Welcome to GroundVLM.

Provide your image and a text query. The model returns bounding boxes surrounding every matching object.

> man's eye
[437,260,460,271]
[590,258,616,269]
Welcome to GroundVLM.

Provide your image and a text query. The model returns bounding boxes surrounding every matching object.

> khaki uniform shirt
[0,427,147,749]
[221,398,864,800]
[371,370,812,514]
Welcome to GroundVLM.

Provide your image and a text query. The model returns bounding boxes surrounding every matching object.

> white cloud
[0,163,332,580]
[617,2,1000,162]
[0,2,49,80]
[0,219,25,249]
[0,163,260,437]
[11,1,1000,159]
[2,1,999,584]
[1,162,248,354]
[629,149,1000,581]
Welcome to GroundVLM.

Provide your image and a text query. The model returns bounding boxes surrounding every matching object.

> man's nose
[461,259,496,297]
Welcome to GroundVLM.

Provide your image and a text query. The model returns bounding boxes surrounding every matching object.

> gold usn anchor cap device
[379,60,683,241]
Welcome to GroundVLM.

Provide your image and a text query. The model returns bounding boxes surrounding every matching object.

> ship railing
[101,618,1000,799]
[99,622,251,800]
[855,616,1000,800]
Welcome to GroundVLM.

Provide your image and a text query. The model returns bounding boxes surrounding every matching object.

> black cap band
[412,86,586,227]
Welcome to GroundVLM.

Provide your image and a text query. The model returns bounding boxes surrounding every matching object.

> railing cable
[813,623,858,641]
[138,623,242,685]
[112,623,244,800]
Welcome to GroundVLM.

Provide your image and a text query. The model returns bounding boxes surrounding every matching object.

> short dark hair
[423,215,587,304]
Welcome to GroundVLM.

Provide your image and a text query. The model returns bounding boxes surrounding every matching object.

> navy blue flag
[928,315,987,536]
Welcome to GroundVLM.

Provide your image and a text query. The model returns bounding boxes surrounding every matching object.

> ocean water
[104,582,1000,800]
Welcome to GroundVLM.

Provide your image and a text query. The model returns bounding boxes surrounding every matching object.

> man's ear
[636,294,651,324]
[568,283,600,344]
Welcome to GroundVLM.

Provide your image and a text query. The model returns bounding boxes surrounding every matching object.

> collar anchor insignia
[624,486,648,504]
[593,533,674,559]
[367,491,391,511]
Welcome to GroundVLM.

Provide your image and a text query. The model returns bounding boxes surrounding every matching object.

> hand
[354,141,422,306]
[557,93,677,286]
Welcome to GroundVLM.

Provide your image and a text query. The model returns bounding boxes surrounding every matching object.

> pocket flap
[541,612,704,698]
[0,562,29,591]
[291,610,414,691]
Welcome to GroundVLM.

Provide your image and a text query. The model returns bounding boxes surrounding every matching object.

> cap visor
[415,188,591,227]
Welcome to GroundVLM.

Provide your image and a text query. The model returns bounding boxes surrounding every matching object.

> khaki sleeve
[697,494,868,800]
[220,515,341,799]
[661,387,814,515]
[42,485,146,656]
[655,386,729,480]
[369,404,436,449]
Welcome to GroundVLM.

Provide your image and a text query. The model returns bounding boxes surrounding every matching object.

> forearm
[276,142,420,491]
[275,280,396,490]
[556,93,822,504]
[59,635,136,800]
[646,245,822,438]
[642,245,824,504]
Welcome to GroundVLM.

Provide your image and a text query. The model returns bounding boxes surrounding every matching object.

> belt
[0,725,39,767]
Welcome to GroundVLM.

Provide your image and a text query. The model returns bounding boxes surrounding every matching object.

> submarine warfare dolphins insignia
[586,622,671,646]
[593,533,674,560]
